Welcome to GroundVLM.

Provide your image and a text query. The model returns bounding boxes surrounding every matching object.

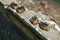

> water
[54,0,60,4]
[0,6,30,40]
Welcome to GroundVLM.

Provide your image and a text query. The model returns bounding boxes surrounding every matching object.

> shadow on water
[0,3,30,40]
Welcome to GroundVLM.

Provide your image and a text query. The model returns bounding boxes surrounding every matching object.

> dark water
[54,0,60,4]
[0,4,30,40]
[0,8,29,40]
